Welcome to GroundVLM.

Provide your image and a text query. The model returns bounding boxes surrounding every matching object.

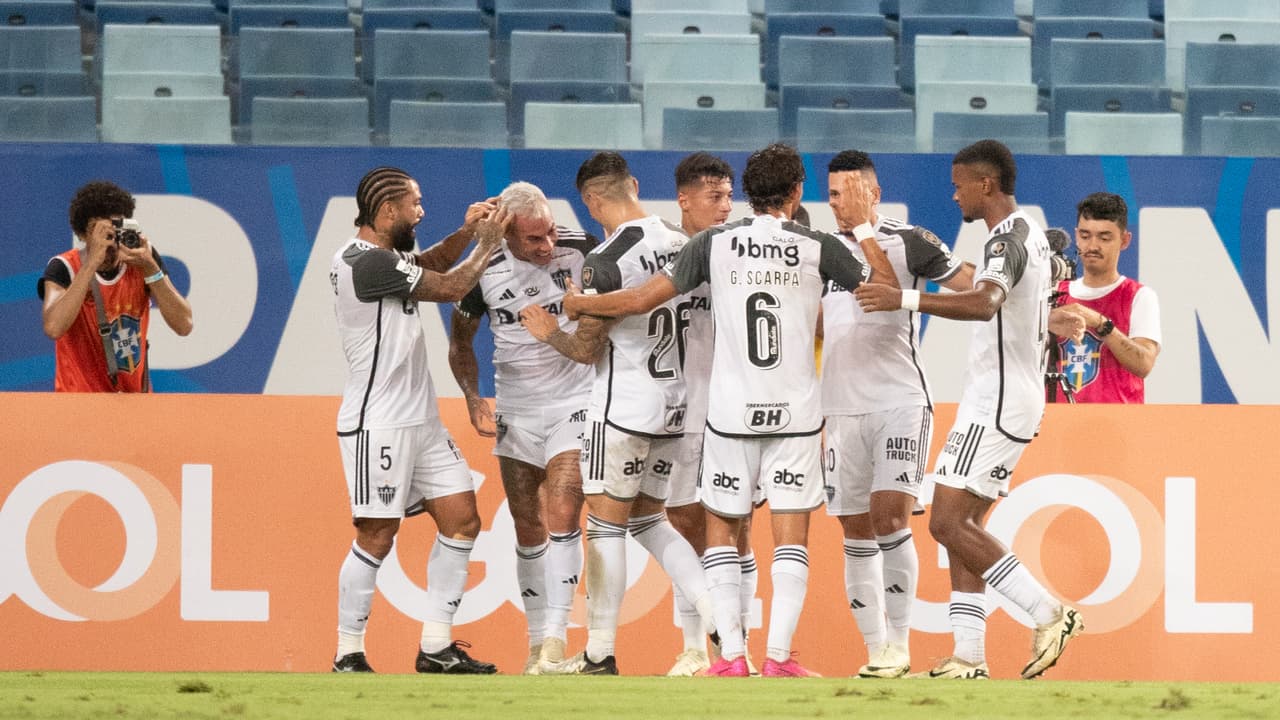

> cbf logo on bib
[745,403,791,433]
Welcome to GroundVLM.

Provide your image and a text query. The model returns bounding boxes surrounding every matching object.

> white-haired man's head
[499,181,558,266]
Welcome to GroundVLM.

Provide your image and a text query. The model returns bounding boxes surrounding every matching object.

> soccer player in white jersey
[331,166,509,674]
[563,144,898,678]
[448,181,597,674]
[520,152,717,675]
[821,150,976,679]
[856,141,1087,680]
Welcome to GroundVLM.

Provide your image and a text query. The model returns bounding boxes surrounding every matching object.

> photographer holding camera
[38,180,193,392]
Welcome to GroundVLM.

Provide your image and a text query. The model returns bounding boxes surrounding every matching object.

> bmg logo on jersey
[730,237,801,267]
[772,469,805,488]
[710,472,742,491]
[638,250,677,275]
[745,403,791,432]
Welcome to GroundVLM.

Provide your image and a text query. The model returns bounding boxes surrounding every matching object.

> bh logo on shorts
[745,404,791,433]
[1059,335,1102,391]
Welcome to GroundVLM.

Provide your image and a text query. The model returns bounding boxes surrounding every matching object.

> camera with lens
[112,217,143,249]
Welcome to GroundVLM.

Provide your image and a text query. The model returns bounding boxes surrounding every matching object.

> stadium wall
[0,394,1267,681]
[2,144,1278,403]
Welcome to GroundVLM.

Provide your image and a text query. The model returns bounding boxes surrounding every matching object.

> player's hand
[1049,305,1088,343]
[562,278,583,320]
[474,206,511,252]
[463,197,498,227]
[519,303,559,341]
[465,394,497,437]
[854,282,902,313]
[839,170,877,229]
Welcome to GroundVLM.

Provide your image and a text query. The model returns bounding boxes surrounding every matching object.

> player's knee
[870,509,909,537]
[927,512,960,548]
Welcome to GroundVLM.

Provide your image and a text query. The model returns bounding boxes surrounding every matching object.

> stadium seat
[229,5,349,34]
[101,95,232,144]
[363,0,479,7]
[236,27,357,79]
[523,102,643,149]
[795,107,915,153]
[361,4,488,84]
[507,81,630,139]
[766,0,883,13]
[1184,42,1280,89]
[102,71,224,99]
[1064,111,1182,155]
[777,36,902,138]
[662,107,779,150]
[1164,19,1280,92]
[237,75,364,125]
[896,0,1014,16]
[914,80,1038,152]
[641,79,766,149]
[0,26,83,74]
[779,85,903,141]
[932,110,1050,153]
[493,10,618,84]
[94,2,219,36]
[495,0,613,10]
[1047,38,1164,89]
[387,99,508,147]
[1032,0,1149,18]
[1162,0,1279,21]
[1183,87,1280,155]
[762,12,886,88]
[101,24,222,77]
[370,29,491,82]
[250,96,370,146]
[0,71,89,97]
[373,79,498,136]
[0,95,97,142]
[1030,18,1158,91]
[629,10,751,40]
[630,0,748,11]
[901,20,1024,89]
[1200,116,1280,157]
[1048,86,1171,137]
[0,1,77,26]
[507,31,628,137]
[631,33,759,86]
[915,35,1031,85]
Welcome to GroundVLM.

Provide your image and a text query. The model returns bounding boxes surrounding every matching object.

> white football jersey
[821,216,963,415]
[673,227,713,430]
[959,209,1052,442]
[581,215,688,437]
[332,238,437,433]
[667,214,871,437]
[456,226,596,413]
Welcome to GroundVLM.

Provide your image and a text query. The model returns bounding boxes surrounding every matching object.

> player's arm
[857,232,1026,320]
[520,308,615,364]
[562,273,680,320]
[855,230,899,289]
[410,208,509,302]
[447,304,496,437]
[416,198,498,272]
[938,262,977,292]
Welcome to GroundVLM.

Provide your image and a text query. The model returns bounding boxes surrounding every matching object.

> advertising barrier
[1,394,1266,680]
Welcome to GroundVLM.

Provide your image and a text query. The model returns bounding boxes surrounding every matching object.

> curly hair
[742,143,805,214]
[952,139,1017,195]
[68,181,135,237]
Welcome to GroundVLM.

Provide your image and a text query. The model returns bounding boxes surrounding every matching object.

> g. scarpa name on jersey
[729,269,802,286]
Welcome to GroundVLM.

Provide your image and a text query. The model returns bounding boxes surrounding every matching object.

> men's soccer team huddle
[329,140,1087,679]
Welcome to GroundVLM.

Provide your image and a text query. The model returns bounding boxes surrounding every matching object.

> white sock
[877,528,918,648]
[629,513,714,636]
[843,537,885,652]
[739,552,758,633]
[766,545,809,662]
[546,529,582,643]
[516,541,549,648]
[336,542,380,656]
[950,591,987,664]
[420,534,474,653]
[673,586,705,651]
[702,547,743,659]
[983,553,1059,625]
[584,514,626,662]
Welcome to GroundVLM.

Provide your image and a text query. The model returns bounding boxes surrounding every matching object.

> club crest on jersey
[581,266,594,287]
[744,403,791,432]
[377,485,396,505]
[919,228,945,249]
[730,237,801,266]
[1059,333,1102,391]
[551,267,571,291]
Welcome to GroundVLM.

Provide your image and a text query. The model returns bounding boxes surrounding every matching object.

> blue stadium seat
[507,31,627,136]
[362,0,478,8]
[763,12,886,88]
[0,26,83,73]
[100,24,222,93]
[103,71,225,99]
[1031,18,1158,90]
[779,36,895,86]
[0,70,89,96]
[795,107,915,153]
[236,27,357,78]
[523,101,643,149]
[1047,38,1164,89]
[1048,86,1171,137]
[897,0,1014,17]
[360,13,488,83]
[370,29,491,82]
[101,95,232,144]
[494,10,618,83]
[1165,18,1280,92]
[932,110,1049,154]
[629,10,751,40]
[237,75,364,124]
[507,80,629,137]
[250,96,370,146]
[1163,0,1277,21]
[915,80,1038,151]
[1201,116,1280,157]
[1184,87,1280,155]
[1185,42,1280,88]
[495,0,613,9]
[0,96,97,141]
[632,32,759,86]
[94,2,219,36]
[1032,0,1149,18]
[631,0,747,11]
[1064,110,1182,155]
[643,79,765,149]
[766,0,882,13]
[373,78,498,136]
[897,15,1022,89]
[388,99,508,147]
[779,84,902,140]
[0,1,77,26]
[662,107,779,151]
[229,6,349,34]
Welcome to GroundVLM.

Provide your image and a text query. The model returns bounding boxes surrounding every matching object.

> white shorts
[930,420,1030,501]
[698,430,825,518]
[494,400,588,468]
[340,422,474,518]
[665,430,703,508]
[824,406,932,517]
[580,421,678,502]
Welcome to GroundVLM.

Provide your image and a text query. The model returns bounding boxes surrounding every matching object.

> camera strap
[89,276,119,388]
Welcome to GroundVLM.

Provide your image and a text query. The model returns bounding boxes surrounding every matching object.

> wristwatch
[1095,316,1115,338]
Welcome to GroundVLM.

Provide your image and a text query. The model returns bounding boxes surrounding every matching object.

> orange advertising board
[0,393,1272,680]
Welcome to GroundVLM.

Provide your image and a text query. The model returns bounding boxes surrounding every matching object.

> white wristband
[900,289,920,312]
[851,222,875,242]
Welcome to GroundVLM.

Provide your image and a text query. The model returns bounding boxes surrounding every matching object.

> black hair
[827,149,875,174]
[68,181,135,237]
[355,166,414,227]
[575,151,631,194]
[741,143,805,214]
[675,152,733,190]
[1077,192,1129,232]
[952,139,1017,195]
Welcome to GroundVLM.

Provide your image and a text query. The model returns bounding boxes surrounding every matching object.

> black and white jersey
[666,214,870,438]
[674,226,713,430]
[456,226,596,413]
[582,215,689,438]
[332,238,436,434]
[960,209,1052,442]
[821,216,962,415]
